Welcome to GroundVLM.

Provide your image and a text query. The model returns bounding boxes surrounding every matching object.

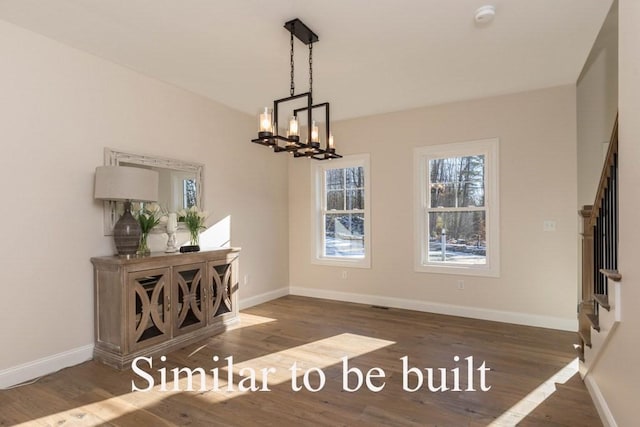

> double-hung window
[312,154,371,268]
[414,139,499,277]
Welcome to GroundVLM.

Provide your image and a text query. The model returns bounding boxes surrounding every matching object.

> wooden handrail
[589,115,618,229]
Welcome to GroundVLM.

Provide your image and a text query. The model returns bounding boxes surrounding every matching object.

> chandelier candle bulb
[311,120,319,143]
[328,133,335,150]
[258,107,273,136]
[288,116,299,141]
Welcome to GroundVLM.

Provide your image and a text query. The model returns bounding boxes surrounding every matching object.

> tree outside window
[427,155,486,264]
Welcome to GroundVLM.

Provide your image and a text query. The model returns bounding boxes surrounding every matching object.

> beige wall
[289,85,578,329]
[0,19,288,371]
[577,1,618,208]
[587,1,640,425]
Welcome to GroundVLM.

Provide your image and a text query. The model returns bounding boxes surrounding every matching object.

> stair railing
[589,116,619,310]
[578,115,619,360]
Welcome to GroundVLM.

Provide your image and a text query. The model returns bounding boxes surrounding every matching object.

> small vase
[180,228,200,253]
[189,229,200,246]
[138,232,151,256]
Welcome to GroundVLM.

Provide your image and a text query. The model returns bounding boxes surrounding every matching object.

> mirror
[103,148,204,235]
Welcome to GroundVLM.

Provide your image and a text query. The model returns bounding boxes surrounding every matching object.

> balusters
[590,123,618,308]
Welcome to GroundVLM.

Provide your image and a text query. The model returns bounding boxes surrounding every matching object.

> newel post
[580,205,594,303]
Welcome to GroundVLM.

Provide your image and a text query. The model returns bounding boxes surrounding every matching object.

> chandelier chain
[290,32,295,97]
[309,42,313,97]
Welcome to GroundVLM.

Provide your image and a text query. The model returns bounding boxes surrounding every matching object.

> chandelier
[251,19,341,160]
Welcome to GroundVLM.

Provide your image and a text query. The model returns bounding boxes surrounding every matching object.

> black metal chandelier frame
[251,18,341,160]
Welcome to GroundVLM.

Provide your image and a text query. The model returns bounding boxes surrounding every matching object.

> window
[312,154,371,268]
[183,178,197,209]
[414,139,499,277]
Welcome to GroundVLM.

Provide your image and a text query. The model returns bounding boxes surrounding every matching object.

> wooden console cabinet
[91,248,240,369]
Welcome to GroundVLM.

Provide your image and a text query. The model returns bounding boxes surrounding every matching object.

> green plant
[133,202,165,254]
[135,203,164,233]
[178,206,208,246]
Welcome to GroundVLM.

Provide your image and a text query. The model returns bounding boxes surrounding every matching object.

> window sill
[312,257,371,269]
[414,263,499,278]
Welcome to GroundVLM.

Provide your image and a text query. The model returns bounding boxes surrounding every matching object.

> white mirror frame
[102,147,204,236]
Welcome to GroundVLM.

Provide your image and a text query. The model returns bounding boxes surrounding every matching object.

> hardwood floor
[0,296,601,426]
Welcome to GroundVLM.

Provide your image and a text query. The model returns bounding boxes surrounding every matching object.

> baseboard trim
[0,344,94,389]
[584,374,618,427]
[289,287,577,331]
[239,286,289,310]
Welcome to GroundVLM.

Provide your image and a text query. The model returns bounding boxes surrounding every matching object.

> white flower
[189,205,198,213]
[131,202,141,212]
[147,202,160,213]
[197,211,208,219]
[177,209,187,218]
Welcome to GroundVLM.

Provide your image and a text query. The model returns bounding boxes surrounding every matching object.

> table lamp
[94,165,159,256]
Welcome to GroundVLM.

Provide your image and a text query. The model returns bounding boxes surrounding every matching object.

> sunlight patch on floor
[228,312,278,330]
[488,357,579,426]
[13,391,174,427]
[15,333,394,426]
[216,332,396,387]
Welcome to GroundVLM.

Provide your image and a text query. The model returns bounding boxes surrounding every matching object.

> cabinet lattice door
[209,262,233,319]
[128,268,170,351]
[173,263,206,335]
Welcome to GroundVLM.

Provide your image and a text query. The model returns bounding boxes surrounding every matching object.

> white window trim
[413,139,500,277]
[311,153,371,268]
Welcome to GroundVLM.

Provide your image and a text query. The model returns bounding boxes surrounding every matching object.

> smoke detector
[474,5,496,24]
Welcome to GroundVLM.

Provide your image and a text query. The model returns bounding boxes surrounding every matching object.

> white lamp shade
[94,165,159,202]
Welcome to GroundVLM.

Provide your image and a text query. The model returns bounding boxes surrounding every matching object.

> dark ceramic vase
[113,201,141,256]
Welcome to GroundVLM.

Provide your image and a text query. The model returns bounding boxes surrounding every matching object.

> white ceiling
[0,0,613,121]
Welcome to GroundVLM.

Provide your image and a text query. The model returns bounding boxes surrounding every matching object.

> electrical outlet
[341,270,348,280]
[543,220,557,232]
[457,280,464,290]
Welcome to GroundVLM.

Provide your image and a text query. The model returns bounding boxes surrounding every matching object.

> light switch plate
[543,220,557,232]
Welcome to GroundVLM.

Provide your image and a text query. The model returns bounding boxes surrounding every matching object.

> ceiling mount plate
[284,18,319,44]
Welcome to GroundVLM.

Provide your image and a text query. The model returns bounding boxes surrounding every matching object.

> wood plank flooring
[0,296,602,426]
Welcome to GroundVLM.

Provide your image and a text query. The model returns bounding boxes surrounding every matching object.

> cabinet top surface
[91,247,240,266]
